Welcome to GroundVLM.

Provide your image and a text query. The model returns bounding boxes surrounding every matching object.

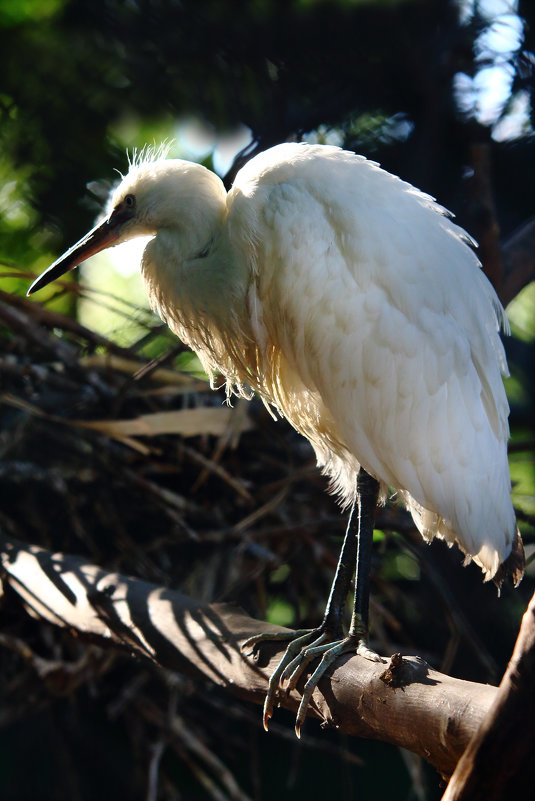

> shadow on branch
[0,531,500,780]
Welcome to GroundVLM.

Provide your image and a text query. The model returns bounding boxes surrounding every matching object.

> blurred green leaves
[0,0,65,27]
[266,598,296,627]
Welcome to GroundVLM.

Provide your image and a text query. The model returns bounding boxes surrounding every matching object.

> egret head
[27,155,227,296]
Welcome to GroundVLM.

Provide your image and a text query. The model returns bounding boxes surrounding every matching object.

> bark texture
[0,532,499,779]
[442,591,535,799]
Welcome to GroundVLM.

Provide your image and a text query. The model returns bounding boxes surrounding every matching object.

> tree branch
[0,532,498,778]
[442,590,535,799]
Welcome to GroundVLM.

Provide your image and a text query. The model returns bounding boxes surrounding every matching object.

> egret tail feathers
[492,529,525,590]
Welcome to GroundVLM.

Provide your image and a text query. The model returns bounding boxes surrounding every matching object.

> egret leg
[243,467,381,735]
[242,486,359,729]
[348,466,380,652]
[292,468,382,736]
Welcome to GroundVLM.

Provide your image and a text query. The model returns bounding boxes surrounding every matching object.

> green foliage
[0,0,65,26]
[508,282,535,343]
[381,550,421,582]
[266,598,296,627]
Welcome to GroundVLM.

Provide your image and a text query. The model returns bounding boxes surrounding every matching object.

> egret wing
[230,144,515,576]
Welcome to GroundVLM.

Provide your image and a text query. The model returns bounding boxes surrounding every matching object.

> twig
[141,699,253,801]
[146,740,166,801]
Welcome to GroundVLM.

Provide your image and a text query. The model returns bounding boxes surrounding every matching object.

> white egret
[28,143,524,736]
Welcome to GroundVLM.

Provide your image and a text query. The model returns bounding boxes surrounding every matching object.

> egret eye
[124,193,136,209]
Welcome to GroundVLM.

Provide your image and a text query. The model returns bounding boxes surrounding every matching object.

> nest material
[0,286,352,800]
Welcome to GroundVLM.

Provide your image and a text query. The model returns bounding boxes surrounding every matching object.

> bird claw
[244,625,381,737]
[292,635,383,736]
[241,628,313,656]
[262,705,272,732]
[280,631,330,692]
[356,641,383,662]
[243,627,325,732]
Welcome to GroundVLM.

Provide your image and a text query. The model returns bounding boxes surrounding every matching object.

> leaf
[76,407,252,439]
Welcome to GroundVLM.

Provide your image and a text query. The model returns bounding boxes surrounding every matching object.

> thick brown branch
[442,590,535,799]
[0,532,499,778]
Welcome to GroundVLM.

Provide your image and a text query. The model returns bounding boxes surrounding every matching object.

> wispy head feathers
[127,141,174,171]
[113,141,175,181]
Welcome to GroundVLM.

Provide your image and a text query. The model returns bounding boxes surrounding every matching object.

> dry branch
[442,590,535,800]
[0,532,499,779]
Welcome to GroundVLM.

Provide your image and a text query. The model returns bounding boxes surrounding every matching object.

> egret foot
[242,626,337,731]
[284,633,382,738]
[243,626,382,737]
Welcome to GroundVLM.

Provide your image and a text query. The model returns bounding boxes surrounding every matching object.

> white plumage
[117,143,515,581]
[28,141,523,736]
[30,143,518,579]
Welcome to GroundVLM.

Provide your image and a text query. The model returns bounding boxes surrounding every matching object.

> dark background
[0,1,534,799]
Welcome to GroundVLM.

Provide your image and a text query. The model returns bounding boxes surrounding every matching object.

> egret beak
[27,207,131,296]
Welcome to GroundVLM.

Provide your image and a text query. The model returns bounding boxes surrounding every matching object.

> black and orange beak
[27,205,132,296]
